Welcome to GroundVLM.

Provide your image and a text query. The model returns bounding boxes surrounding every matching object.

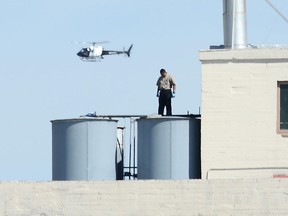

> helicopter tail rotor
[126,44,133,57]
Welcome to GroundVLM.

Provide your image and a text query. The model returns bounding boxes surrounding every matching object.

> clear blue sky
[0,0,287,181]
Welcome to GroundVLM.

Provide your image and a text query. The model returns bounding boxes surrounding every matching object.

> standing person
[156,68,176,116]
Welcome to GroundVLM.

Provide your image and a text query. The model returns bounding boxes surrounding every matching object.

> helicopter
[76,42,133,62]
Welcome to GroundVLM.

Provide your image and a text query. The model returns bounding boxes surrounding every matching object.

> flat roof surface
[199,46,288,62]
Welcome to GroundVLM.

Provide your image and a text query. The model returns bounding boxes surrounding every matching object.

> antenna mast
[265,0,288,24]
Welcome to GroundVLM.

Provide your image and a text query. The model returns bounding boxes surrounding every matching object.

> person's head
[160,68,167,77]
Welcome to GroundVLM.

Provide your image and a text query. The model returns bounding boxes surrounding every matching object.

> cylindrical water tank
[51,118,118,181]
[137,116,201,180]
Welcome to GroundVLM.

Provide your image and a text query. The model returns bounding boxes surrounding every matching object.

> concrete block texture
[1,179,288,216]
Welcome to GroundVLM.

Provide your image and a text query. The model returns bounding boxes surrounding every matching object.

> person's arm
[169,76,176,97]
[156,79,160,97]
[169,76,176,93]
[172,84,176,93]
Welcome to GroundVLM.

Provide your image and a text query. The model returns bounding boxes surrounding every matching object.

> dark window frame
[277,81,288,135]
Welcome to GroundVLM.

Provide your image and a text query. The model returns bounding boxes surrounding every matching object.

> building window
[278,81,288,134]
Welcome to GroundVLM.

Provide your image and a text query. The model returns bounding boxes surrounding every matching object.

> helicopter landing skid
[80,57,103,62]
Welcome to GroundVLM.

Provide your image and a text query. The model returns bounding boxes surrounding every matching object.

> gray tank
[51,118,118,181]
[137,116,201,180]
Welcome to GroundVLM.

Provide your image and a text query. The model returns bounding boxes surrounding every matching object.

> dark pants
[158,90,172,116]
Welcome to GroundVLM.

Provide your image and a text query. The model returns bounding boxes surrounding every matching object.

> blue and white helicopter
[76,41,133,62]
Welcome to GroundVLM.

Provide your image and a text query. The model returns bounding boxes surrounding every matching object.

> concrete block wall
[199,48,288,179]
[1,179,288,216]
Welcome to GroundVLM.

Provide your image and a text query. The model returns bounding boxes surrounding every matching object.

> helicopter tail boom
[101,44,133,57]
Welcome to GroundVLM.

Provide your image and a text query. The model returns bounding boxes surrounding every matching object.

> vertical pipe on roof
[223,0,233,48]
[223,0,247,49]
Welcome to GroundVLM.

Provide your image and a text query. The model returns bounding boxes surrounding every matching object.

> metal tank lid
[137,114,200,121]
[51,117,118,123]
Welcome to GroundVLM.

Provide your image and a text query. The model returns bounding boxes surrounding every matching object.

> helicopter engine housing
[90,46,103,57]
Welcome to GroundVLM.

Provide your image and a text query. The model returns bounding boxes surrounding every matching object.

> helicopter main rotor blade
[90,41,109,45]
[71,41,109,45]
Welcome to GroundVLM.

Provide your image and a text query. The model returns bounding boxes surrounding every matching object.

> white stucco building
[199,47,288,179]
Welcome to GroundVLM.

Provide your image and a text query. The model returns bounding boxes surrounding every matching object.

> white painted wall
[199,48,288,179]
[1,179,288,216]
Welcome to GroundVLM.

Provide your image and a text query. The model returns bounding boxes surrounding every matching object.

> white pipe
[223,0,247,49]
[233,0,247,48]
